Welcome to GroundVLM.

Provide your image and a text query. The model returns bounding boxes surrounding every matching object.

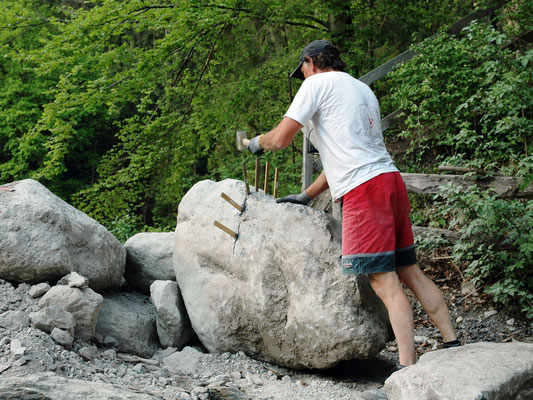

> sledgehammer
[236,130,250,151]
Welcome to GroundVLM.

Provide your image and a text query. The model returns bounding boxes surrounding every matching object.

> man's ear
[307,57,316,71]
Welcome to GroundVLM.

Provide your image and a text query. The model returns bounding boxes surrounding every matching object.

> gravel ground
[1,254,531,400]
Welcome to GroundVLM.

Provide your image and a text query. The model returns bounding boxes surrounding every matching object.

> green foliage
[1,0,480,236]
[387,21,532,184]
[108,213,144,244]
[435,184,533,319]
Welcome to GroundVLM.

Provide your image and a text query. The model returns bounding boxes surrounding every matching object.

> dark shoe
[442,339,461,349]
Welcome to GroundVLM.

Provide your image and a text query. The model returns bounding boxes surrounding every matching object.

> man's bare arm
[259,117,303,151]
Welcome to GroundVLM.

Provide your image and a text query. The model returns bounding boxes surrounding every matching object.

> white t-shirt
[284,71,398,202]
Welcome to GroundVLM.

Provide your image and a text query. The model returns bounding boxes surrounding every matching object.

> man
[247,40,459,366]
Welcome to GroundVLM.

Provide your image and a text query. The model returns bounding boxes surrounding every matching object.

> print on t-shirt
[354,104,382,150]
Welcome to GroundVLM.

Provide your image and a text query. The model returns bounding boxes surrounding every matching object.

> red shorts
[341,172,417,274]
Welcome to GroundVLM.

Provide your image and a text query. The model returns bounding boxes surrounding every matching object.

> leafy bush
[387,21,532,184]
[435,184,533,320]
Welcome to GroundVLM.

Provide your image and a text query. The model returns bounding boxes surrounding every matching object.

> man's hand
[247,135,264,156]
[276,191,311,205]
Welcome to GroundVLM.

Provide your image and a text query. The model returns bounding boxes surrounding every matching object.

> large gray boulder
[0,179,125,290]
[385,342,533,400]
[95,291,160,358]
[173,179,389,369]
[150,280,193,349]
[124,232,175,294]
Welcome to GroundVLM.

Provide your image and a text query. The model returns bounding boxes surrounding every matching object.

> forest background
[0,1,531,318]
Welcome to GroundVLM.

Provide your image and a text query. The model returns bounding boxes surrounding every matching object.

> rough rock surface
[0,311,30,331]
[385,342,533,399]
[39,284,103,341]
[30,305,76,335]
[1,270,532,399]
[124,232,176,295]
[150,280,193,349]
[0,373,159,399]
[0,179,126,290]
[95,291,160,358]
[173,179,389,369]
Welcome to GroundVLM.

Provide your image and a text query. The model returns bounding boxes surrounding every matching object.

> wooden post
[255,159,260,192]
[263,162,270,194]
[302,123,314,191]
[273,168,279,198]
[242,162,250,195]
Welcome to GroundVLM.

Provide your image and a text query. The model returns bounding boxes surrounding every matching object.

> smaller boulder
[51,328,74,350]
[30,306,76,335]
[150,280,193,349]
[162,346,204,375]
[28,283,51,298]
[58,272,88,289]
[38,281,103,341]
[385,342,533,400]
[124,232,175,294]
[95,291,160,358]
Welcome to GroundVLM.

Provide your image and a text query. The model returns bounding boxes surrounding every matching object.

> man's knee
[396,264,423,288]
[368,271,403,299]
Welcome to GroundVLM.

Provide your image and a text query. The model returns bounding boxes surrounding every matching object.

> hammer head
[236,130,249,151]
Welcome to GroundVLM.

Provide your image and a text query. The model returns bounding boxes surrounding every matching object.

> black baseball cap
[290,40,341,80]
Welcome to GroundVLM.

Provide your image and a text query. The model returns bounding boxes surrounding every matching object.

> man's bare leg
[368,271,416,366]
[396,264,457,343]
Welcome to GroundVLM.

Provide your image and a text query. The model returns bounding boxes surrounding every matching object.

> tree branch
[181,24,227,124]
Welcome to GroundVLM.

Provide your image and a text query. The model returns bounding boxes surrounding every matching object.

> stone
[150,280,193,349]
[30,305,76,335]
[124,232,176,295]
[50,328,74,350]
[461,281,478,296]
[39,284,103,340]
[361,388,388,400]
[162,346,203,375]
[58,271,89,289]
[95,291,160,358]
[29,282,51,298]
[385,342,533,400]
[9,339,25,359]
[13,356,29,366]
[173,179,389,369]
[0,310,30,331]
[484,309,498,318]
[152,347,178,362]
[79,346,96,361]
[103,336,119,348]
[0,179,126,291]
[0,372,159,399]
[207,387,249,400]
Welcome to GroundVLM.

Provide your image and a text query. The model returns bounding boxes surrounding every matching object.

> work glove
[247,135,264,156]
[276,191,311,205]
